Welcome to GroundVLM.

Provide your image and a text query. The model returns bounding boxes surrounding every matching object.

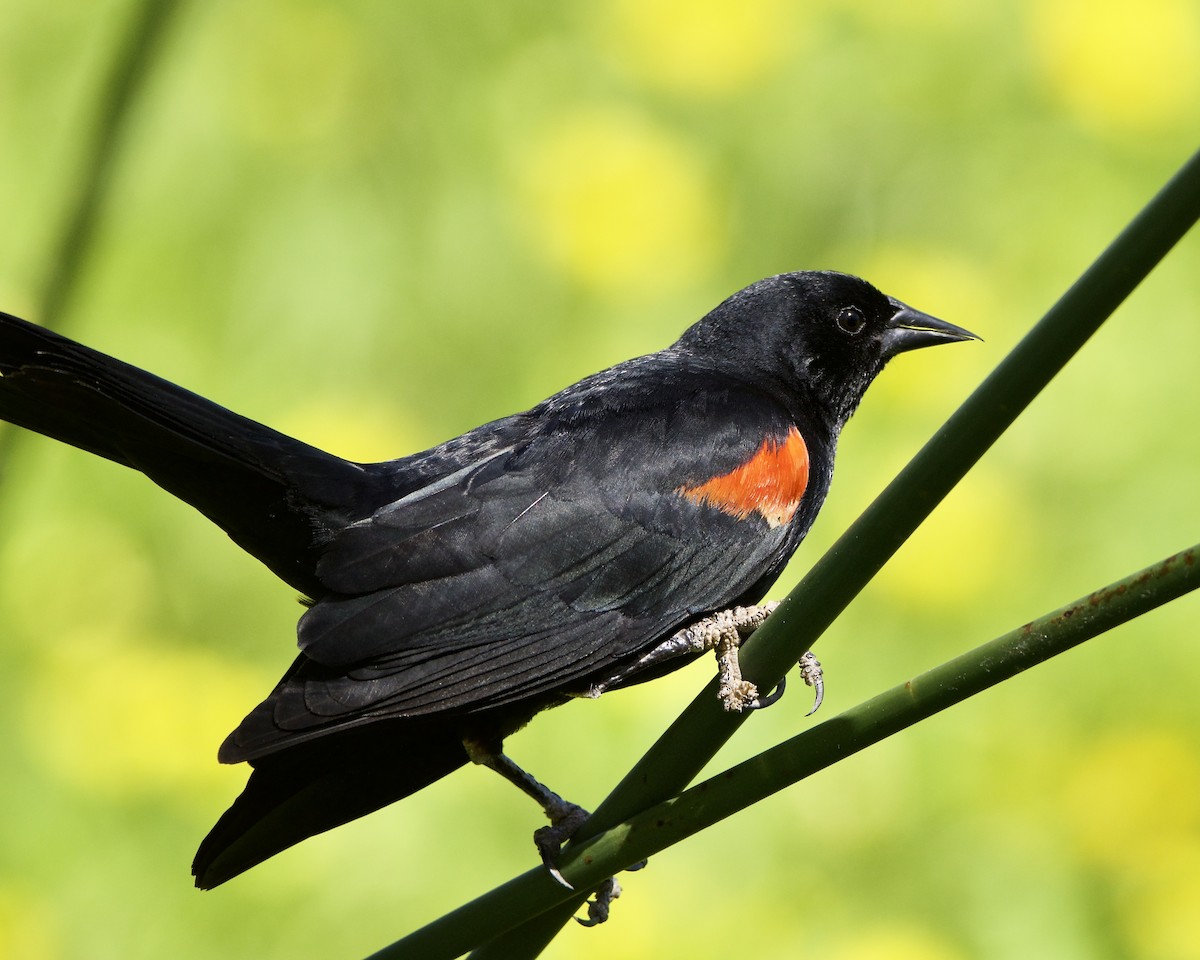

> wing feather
[225,376,824,762]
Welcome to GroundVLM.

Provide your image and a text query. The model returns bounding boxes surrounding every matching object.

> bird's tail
[192,717,471,888]
[0,311,372,594]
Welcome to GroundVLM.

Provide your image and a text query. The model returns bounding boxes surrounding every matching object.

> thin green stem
[41,0,185,328]
[371,544,1200,960]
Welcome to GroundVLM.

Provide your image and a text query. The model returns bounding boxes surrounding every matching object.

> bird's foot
[533,797,590,888]
[711,606,823,714]
[583,602,780,701]
[580,601,823,714]
[706,603,779,711]
[533,797,645,926]
[576,877,622,927]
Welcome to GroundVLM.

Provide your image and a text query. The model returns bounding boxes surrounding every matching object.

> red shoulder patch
[677,426,809,528]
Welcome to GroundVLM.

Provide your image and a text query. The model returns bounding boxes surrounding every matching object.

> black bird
[0,272,976,895]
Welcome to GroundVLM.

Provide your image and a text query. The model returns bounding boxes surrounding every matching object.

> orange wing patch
[677,426,809,528]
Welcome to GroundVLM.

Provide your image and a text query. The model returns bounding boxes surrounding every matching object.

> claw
[542,857,573,890]
[800,650,824,716]
[746,675,786,710]
[746,649,824,714]
[533,802,590,889]
[575,877,622,927]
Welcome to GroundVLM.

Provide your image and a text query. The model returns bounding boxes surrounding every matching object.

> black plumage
[0,271,976,888]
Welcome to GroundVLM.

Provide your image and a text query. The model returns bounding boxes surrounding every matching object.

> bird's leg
[462,738,628,923]
[462,740,587,878]
[585,602,819,712]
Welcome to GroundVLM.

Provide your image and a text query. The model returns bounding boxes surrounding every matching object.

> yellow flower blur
[26,634,263,801]
[601,0,800,95]
[1027,0,1200,133]
[515,107,719,296]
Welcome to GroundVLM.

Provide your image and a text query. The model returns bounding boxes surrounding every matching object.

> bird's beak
[881,299,980,357]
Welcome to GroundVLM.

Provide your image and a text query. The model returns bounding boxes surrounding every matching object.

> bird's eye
[836,306,866,335]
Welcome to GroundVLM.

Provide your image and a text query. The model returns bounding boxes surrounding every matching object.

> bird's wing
[226,381,817,760]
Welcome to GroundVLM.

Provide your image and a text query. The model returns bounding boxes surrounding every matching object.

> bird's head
[678,270,979,427]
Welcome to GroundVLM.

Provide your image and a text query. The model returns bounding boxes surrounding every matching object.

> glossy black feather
[0,311,375,595]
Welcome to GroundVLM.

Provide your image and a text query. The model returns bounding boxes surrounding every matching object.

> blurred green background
[1,1,1199,958]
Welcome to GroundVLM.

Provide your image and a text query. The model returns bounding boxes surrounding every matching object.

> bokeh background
[1,2,1199,958]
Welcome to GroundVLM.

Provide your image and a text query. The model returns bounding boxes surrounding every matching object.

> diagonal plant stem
[459,146,1200,958]
[371,544,1200,960]
[40,0,185,329]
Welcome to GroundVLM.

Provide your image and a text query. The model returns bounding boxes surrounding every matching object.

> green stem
[40,0,185,328]
[371,544,1200,960]
[465,145,1200,958]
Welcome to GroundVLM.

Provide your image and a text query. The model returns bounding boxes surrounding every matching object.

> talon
[799,650,824,716]
[575,877,621,927]
[746,675,786,710]
[539,850,573,890]
[806,677,824,716]
[533,800,591,889]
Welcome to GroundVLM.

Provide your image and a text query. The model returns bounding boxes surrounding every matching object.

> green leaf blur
[0,2,1197,959]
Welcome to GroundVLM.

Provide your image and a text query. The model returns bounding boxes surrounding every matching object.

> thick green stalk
[371,544,1200,960]
[463,147,1200,958]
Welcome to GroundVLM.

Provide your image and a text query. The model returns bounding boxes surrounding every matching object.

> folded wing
[225,377,812,761]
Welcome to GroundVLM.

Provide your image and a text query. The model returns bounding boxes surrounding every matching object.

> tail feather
[0,313,497,886]
[192,718,471,888]
[0,311,369,594]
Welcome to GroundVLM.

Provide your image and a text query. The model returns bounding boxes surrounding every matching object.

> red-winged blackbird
[0,271,976,892]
